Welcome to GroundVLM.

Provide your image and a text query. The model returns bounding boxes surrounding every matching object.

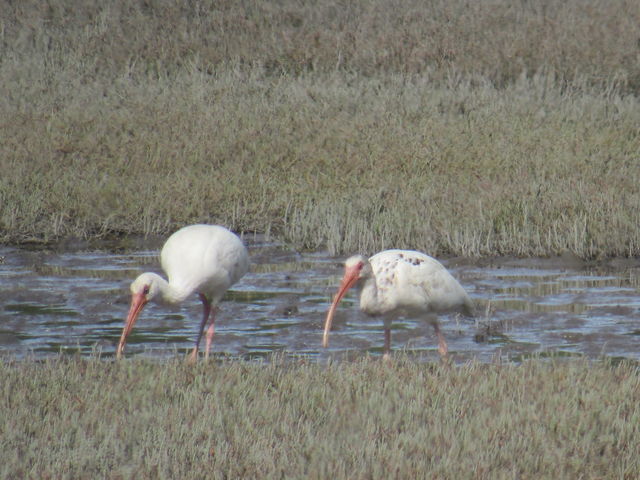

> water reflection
[1,237,640,362]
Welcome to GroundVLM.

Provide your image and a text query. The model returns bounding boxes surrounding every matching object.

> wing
[160,225,249,301]
[370,250,472,315]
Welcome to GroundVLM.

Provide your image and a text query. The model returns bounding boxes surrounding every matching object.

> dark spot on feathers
[411,257,424,266]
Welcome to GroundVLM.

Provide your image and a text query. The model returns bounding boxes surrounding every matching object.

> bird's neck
[358,276,381,315]
[150,273,193,304]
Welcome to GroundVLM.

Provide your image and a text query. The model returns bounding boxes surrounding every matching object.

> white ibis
[322,250,474,359]
[116,224,249,361]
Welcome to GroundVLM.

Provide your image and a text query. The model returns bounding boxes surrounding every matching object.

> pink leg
[189,294,212,363]
[429,317,448,359]
[204,306,218,360]
[383,327,392,361]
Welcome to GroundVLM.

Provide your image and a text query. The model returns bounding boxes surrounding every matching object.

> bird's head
[130,272,161,302]
[343,254,373,281]
[322,255,371,349]
[116,273,160,359]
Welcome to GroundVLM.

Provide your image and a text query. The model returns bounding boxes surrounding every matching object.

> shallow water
[1,236,639,363]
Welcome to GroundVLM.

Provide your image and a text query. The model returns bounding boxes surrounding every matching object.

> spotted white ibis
[322,249,474,359]
[116,224,249,361]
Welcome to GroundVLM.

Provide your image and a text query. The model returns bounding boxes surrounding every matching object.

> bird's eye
[358,262,364,270]
[143,285,150,295]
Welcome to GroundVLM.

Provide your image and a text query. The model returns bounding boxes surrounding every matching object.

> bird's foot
[115,341,126,360]
[437,338,450,365]
[187,349,199,364]
[437,332,448,357]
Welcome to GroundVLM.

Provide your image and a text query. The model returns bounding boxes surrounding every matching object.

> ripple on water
[1,242,640,362]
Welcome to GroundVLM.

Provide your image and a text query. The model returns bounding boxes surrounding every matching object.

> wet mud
[1,236,639,362]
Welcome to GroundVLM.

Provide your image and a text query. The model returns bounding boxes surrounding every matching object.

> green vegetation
[2,0,640,257]
[1,355,638,478]
[3,4,639,476]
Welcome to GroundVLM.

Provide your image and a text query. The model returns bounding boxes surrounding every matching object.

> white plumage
[116,224,249,361]
[323,249,473,358]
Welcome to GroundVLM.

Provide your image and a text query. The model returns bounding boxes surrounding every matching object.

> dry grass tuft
[2,0,640,257]
[1,355,639,478]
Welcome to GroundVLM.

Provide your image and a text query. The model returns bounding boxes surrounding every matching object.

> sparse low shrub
[2,0,639,257]
[1,355,638,478]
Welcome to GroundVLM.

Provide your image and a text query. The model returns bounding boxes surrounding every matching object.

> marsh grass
[1,355,639,478]
[2,0,640,257]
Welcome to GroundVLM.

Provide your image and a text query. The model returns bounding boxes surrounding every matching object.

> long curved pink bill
[322,269,359,348]
[116,292,147,359]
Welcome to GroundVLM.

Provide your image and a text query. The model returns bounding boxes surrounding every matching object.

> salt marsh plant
[1,355,639,478]
[2,0,640,258]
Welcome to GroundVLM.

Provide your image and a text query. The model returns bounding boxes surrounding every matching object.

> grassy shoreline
[1,355,638,478]
[2,0,640,258]
[3,4,639,476]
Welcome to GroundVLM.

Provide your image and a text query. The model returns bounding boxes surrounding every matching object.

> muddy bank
[1,236,640,362]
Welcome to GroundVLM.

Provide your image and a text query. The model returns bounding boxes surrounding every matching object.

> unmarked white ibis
[116,224,249,361]
[323,249,474,359]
